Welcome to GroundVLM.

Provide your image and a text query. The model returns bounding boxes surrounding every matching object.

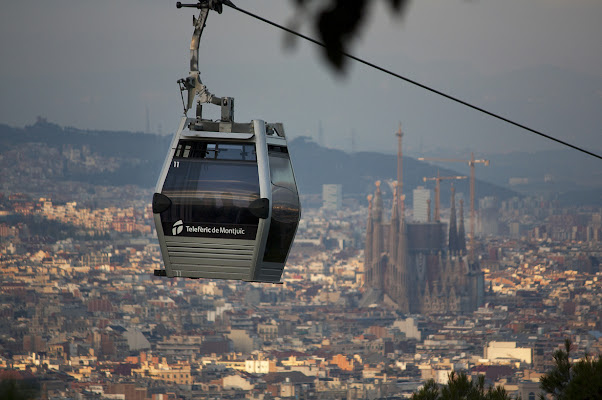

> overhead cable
[224,2,602,161]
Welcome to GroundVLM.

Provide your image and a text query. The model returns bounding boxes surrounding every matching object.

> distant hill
[0,119,519,205]
[0,119,170,189]
[288,136,517,204]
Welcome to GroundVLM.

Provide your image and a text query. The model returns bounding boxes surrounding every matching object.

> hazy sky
[1,0,601,156]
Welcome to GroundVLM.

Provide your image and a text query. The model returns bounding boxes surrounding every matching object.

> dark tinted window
[269,149,297,193]
[263,151,300,263]
[160,140,260,238]
[175,140,256,161]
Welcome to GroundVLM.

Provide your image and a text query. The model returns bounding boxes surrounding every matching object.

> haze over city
[1,0,601,156]
[1,1,602,399]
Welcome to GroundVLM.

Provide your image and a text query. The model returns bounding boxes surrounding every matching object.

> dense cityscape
[3,0,602,396]
[1,172,601,399]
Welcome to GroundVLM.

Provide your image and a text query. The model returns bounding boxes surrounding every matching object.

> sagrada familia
[363,127,484,314]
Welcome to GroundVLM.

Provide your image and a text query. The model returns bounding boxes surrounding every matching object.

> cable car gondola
[152,1,300,282]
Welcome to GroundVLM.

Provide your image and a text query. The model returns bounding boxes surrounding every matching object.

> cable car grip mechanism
[176,0,236,124]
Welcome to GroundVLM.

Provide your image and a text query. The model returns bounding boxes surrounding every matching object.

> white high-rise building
[322,184,343,210]
[413,186,431,222]
[479,196,499,235]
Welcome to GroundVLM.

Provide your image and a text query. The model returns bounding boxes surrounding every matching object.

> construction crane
[423,170,467,222]
[418,153,490,260]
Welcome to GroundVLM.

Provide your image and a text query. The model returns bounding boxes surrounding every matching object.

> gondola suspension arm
[176,1,235,122]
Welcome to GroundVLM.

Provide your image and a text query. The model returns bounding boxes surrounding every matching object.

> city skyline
[0,122,601,397]
[1,1,602,398]
[1,185,601,398]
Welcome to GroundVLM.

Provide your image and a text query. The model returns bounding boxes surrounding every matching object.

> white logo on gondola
[172,220,184,235]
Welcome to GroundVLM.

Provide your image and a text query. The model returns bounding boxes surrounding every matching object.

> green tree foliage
[539,339,572,399]
[413,379,440,400]
[539,338,602,400]
[563,354,602,399]
[290,0,409,71]
[0,379,40,400]
[412,372,516,400]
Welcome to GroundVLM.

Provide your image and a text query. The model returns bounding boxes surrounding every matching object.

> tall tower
[322,184,343,210]
[449,185,458,252]
[318,120,324,146]
[389,187,400,268]
[365,195,374,287]
[145,105,151,133]
[413,186,431,222]
[458,199,466,253]
[395,203,410,313]
[372,182,385,290]
[396,123,404,217]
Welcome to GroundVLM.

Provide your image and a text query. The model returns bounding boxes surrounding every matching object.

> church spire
[372,181,383,223]
[391,186,399,221]
[395,231,410,313]
[396,123,404,219]
[389,186,400,263]
[372,181,384,289]
[458,198,466,254]
[448,185,458,253]
[365,194,374,283]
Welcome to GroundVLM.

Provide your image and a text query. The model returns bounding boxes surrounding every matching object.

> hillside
[287,136,516,204]
[0,119,520,206]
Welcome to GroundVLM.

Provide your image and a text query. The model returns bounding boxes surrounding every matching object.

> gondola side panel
[249,119,273,281]
[154,117,189,278]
